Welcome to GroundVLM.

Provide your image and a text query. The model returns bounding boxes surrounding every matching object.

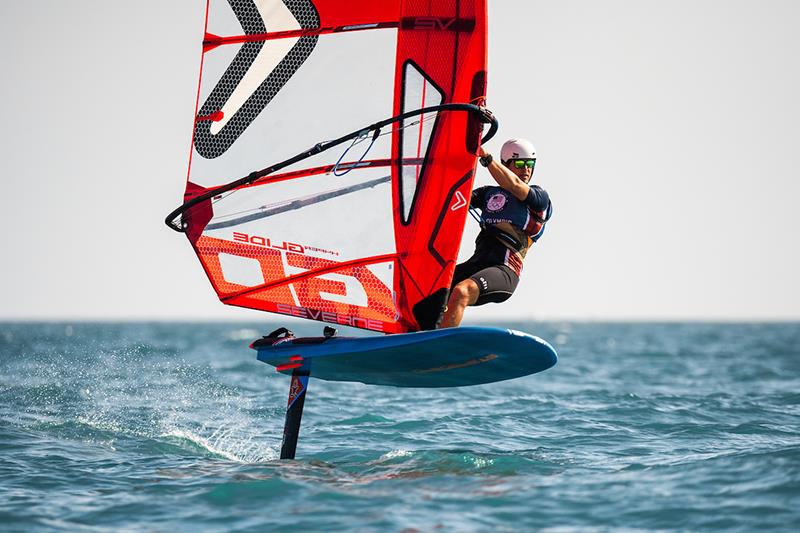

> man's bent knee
[450,279,480,307]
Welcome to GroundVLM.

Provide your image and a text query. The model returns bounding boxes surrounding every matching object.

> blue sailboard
[254,327,557,388]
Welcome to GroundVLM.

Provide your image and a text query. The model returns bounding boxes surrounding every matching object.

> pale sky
[1,0,798,321]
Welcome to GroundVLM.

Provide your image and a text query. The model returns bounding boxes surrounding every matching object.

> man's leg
[441,265,519,328]
[440,278,480,328]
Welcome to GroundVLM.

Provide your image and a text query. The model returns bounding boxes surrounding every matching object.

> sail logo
[404,16,475,32]
[233,231,306,254]
[197,235,396,329]
[276,304,385,332]
[413,17,458,30]
[450,191,467,211]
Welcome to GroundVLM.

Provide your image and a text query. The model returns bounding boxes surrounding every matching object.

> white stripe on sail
[211,0,301,134]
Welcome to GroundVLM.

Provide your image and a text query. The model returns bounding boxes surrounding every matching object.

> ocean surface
[1,322,798,532]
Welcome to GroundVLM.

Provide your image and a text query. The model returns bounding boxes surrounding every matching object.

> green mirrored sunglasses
[511,159,536,169]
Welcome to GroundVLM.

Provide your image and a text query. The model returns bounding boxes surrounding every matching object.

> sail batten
[203,21,400,50]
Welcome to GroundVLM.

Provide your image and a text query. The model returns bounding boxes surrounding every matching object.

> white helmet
[500,138,537,162]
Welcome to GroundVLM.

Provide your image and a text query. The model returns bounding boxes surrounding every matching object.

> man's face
[505,159,535,183]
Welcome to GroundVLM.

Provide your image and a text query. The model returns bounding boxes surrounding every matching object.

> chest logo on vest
[486,192,508,212]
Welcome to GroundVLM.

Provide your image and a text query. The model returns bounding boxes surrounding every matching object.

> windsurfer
[440,139,552,328]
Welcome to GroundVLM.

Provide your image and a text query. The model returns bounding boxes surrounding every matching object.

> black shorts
[451,256,520,306]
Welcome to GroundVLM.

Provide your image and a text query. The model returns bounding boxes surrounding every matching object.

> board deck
[253,327,557,387]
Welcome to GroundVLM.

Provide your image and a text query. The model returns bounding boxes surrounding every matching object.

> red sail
[179,0,488,333]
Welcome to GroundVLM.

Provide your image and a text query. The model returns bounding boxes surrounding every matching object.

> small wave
[332,414,393,425]
[382,449,413,460]
[161,427,277,463]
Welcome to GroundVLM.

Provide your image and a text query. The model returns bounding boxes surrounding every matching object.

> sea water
[1,322,798,531]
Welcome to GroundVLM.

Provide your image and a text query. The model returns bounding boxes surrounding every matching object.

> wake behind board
[253,327,557,388]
